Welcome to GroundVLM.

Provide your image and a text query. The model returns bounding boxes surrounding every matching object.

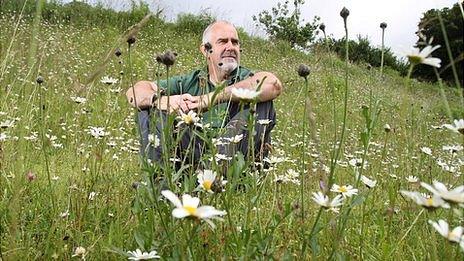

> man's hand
[126,81,156,109]
[156,94,197,113]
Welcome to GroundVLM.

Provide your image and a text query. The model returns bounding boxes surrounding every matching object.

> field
[0,4,463,260]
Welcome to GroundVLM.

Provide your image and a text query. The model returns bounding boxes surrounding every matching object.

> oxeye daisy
[312,191,344,213]
[442,119,464,135]
[196,170,227,193]
[231,88,261,101]
[428,220,463,243]
[161,190,226,228]
[127,249,160,260]
[421,181,464,204]
[176,110,201,127]
[406,45,441,68]
[400,190,449,209]
[330,184,358,198]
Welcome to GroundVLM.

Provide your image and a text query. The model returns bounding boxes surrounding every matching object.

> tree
[413,3,463,86]
[252,0,319,48]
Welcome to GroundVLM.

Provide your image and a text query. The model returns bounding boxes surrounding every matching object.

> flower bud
[380,22,387,29]
[384,123,391,133]
[26,170,36,182]
[340,7,350,19]
[297,64,310,78]
[127,35,136,45]
[319,23,326,33]
[36,76,44,84]
[114,48,122,57]
[156,50,177,67]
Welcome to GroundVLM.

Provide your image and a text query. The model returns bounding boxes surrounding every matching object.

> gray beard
[219,60,238,76]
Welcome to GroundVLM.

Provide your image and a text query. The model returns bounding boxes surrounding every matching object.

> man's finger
[179,100,189,112]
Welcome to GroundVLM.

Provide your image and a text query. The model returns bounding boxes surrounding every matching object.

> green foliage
[252,0,320,48]
[175,12,215,36]
[321,35,408,74]
[413,3,463,86]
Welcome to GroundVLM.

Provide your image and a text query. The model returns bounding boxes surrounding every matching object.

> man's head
[201,21,240,76]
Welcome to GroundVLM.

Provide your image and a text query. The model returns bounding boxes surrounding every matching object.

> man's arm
[126,81,194,112]
[192,71,282,110]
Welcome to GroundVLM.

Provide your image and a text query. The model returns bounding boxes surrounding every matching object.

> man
[126,21,282,168]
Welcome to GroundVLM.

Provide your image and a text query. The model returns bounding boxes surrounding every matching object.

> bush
[175,12,215,36]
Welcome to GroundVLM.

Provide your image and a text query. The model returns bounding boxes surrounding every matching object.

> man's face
[205,23,240,75]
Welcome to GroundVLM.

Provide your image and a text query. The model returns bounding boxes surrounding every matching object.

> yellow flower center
[183,115,193,124]
[339,186,348,193]
[203,181,213,191]
[425,198,434,206]
[407,55,423,65]
[184,206,197,216]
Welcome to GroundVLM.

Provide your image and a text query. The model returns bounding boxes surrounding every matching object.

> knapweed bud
[156,50,177,67]
[319,23,326,33]
[204,42,212,53]
[26,170,36,181]
[127,35,136,45]
[36,76,44,84]
[340,7,350,20]
[380,22,387,29]
[114,48,122,57]
[297,64,310,78]
[384,123,391,133]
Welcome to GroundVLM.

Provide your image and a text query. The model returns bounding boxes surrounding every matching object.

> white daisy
[442,145,463,153]
[442,119,464,135]
[127,249,160,260]
[0,133,8,141]
[428,219,463,243]
[87,126,109,139]
[72,246,86,258]
[312,191,344,213]
[231,88,261,101]
[225,134,243,144]
[400,190,449,209]
[214,153,232,162]
[196,170,226,193]
[360,175,376,189]
[176,110,201,127]
[406,45,441,68]
[70,96,87,104]
[161,190,226,228]
[257,119,272,125]
[421,181,464,204]
[330,184,358,198]
[148,134,160,148]
[101,76,118,85]
[420,147,432,156]
[406,175,419,183]
[0,119,15,129]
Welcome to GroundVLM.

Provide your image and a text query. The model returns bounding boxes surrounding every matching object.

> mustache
[221,50,238,58]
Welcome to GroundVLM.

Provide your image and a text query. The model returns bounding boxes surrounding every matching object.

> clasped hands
[126,84,208,113]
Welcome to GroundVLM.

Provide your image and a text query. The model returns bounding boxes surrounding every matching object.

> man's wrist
[151,89,165,108]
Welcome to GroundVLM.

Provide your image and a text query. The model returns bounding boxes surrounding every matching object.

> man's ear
[200,44,207,57]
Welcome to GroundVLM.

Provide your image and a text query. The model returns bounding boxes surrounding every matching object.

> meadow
[0,3,463,260]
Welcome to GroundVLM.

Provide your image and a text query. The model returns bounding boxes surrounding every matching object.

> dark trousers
[138,101,276,165]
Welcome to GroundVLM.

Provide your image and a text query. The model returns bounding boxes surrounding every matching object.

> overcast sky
[64,0,459,59]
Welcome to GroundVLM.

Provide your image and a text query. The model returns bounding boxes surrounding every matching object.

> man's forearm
[220,72,282,102]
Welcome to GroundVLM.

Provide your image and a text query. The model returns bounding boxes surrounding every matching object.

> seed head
[114,48,122,57]
[319,23,326,33]
[156,50,177,67]
[127,35,136,45]
[380,22,387,29]
[297,64,310,78]
[340,7,350,20]
[36,76,44,84]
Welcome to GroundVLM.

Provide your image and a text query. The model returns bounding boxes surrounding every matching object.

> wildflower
[0,133,7,141]
[161,190,227,228]
[0,119,14,129]
[331,184,358,198]
[442,145,463,153]
[26,170,36,182]
[36,76,44,84]
[101,76,118,85]
[148,134,160,148]
[274,169,300,185]
[231,88,261,101]
[264,155,287,164]
[155,50,177,67]
[312,191,344,213]
[176,110,200,127]
[380,22,387,29]
[127,249,160,260]
[360,175,377,188]
[70,96,87,104]
[88,192,97,201]
[319,23,325,33]
[257,119,272,125]
[406,175,419,183]
[114,48,122,57]
[297,64,310,78]
[60,210,70,218]
[421,181,464,204]
[442,119,464,135]
[384,123,391,133]
[340,7,350,19]
[428,220,463,243]
[72,246,86,258]
[87,126,109,139]
[197,170,227,193]
[225,134,243,144]
[406,45,441,68]
[127,35,136,45]
[348,158,368,169]
[420,147,432,156]
[400,191,449,209]
[214,153,232,161]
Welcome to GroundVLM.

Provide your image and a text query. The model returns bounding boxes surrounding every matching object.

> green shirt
[156,66,254,128]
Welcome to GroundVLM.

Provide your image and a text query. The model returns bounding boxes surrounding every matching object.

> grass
[0,5,463,260]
